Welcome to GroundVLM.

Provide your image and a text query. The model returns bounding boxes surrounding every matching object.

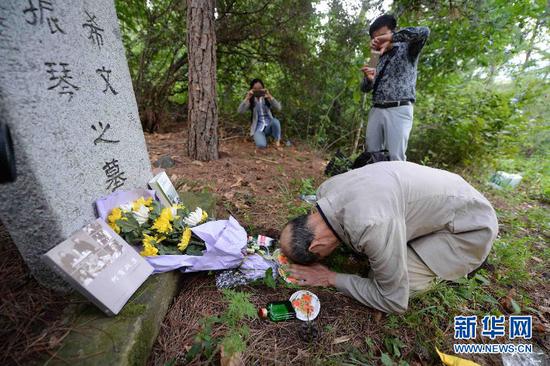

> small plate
[290,290,320,321]
[273,249,298,284]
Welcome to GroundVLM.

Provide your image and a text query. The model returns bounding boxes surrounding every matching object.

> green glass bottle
[258,300,296,322]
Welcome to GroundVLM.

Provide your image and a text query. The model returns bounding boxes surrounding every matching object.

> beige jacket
[316,162,498,313]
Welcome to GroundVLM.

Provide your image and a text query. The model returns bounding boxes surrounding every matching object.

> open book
[43,219,153,316]
[148,171,181,207]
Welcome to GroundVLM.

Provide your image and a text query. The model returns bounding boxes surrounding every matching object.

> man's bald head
[280,214,319,264]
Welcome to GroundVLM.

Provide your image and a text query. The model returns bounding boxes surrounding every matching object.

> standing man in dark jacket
[361,14,429,161]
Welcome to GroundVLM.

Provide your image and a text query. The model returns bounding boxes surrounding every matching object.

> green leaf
[263,267,276,289]
[510,299,521,314]
[480,293,499,305]
[380,353,394,366]
[185,244,205,256]
[117,218,139,233]
[474,273,491,285]
[156,243,180,255]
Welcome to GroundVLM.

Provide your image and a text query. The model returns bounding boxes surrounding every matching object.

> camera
[368,50,381,68]
[0,122,16,184]
[253,89,266,98]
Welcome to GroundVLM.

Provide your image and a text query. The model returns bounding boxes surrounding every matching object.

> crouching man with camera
[361,14,430,161]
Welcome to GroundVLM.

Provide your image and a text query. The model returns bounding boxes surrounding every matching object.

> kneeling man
[280,162,498,313]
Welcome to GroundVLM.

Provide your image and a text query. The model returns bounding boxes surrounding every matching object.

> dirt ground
[144,126,327,232]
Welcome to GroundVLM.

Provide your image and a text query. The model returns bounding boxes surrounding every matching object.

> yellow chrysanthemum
[140,243,158,257]
[108,222,121,234]
[178,228,192,252]
[144,197,153,207]
[142,233,156,247]
[107,208,123,233]
[200,210,208,223]
[108,207,122,223]
[161,207,174,221]
[142,233,166,246]
[152,216,172,234]
[132,197,147,211]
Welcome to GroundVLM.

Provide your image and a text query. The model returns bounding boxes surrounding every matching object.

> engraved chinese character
[82,10,104,49]
[45,62,79,101]
[96,66,118,95]
[23,0,64,34]
[91,122,120,145]
[103,159,127,192]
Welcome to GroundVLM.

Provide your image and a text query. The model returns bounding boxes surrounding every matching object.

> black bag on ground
[325,149,390,177]
[324,150,353,177]
[351,150,390,169]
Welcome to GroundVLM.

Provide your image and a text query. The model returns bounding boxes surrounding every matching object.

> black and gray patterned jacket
[361,27,430,103]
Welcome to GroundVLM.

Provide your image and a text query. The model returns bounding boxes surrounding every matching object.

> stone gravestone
[0,0,152,290]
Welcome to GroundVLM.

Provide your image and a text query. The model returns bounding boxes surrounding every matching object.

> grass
[184,289,257,364]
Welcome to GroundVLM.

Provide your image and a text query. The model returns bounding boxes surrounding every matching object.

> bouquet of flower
[106,196,208,257]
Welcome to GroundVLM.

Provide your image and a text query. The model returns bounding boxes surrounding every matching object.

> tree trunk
[187,0,218,161]
[521,18,542,72]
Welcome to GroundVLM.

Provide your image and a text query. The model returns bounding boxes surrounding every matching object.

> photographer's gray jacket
[316,162,498,313]
[238,98,282,136]
[361,26,430,103]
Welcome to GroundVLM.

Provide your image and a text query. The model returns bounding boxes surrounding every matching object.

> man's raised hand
[371,32,393,54]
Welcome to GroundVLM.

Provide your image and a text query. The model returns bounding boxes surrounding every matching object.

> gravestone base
[47,271,183,366]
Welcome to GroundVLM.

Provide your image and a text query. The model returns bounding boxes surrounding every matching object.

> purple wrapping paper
[239,254,277,280]
[95,189,157,220]
[145,216,247,273]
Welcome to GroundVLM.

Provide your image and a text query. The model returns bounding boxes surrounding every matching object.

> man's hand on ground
[288,263,337,287]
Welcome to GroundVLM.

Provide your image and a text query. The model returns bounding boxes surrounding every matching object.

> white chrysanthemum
[120,202,133,212]
[183,207,203,227]
[133,205,150,225]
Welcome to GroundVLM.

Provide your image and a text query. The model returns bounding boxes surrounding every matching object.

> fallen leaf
[223,191,235,200]
[235,201,249,210]
[436,347,480,366]
[332,335,351,345]
[373,310,384,323]
[191,160,203,167]
[531,256,543,263]
[48,335,60,349]
[533,317,550,333]
[231,177,243,188]
[499,288,519,313]
[220,346,244,366]
[178,184,190,192]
